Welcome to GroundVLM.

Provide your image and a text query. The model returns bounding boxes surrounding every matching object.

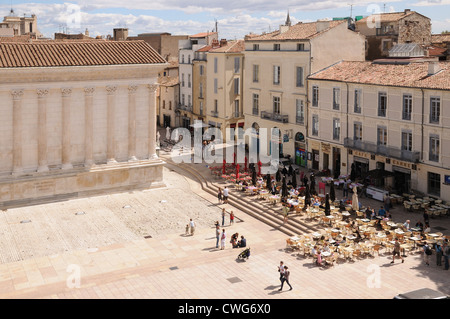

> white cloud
[413,0,450,6]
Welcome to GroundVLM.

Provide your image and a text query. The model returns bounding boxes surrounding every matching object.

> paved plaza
[0,141,449,301]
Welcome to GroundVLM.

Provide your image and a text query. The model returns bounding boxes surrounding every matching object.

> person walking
[220,229,226,250]
[217,187,223,204]
[229,211,235,225]
[423,242,432,266]
[221,208,226,226]
[279,266,293,291]
[391,238,404,264]
[436,243,443,266]
[282,203,289,224]
[443,241,449,270]
[189,218,196,236]
[223,186,229,204]
[215,225,221,248]
[277,261,285,284]
[342,179,349,198]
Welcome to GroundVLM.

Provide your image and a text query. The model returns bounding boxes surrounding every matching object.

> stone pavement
[0,143,449,300]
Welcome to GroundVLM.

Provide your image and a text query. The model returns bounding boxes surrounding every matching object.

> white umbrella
[352,186,359,211]
[166,126,171,140]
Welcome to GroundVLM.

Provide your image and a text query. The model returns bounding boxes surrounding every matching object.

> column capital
[106,85,118,95]
[84,86,95,96]
[37,88,49,98]
[147,84,158,94]
[128,85,139,94]
[11,89,24,100]
[61,87,73,97]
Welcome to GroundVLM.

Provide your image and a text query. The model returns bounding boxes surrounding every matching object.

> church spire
[285,10,291,26]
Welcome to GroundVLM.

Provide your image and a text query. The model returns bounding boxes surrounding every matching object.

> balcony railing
[176,103,192,112]
[232,111,243,119]
[296,116,304,125]
[260,111,289,123]
[211,110,219,117]
[344,138,420,163]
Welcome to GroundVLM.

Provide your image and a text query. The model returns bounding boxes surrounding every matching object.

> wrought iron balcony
[344,138,420,163]
[260,111,289,123]
[210,110,219,117]
[176,103,193,112]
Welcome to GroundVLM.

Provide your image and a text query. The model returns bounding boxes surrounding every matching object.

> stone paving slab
[0,147,448,300]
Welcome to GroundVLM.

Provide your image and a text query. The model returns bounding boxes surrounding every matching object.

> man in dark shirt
[238,236,246,248]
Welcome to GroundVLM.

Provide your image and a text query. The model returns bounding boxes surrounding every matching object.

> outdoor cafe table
[321,251,332,257]
[269,195,280,204]
[409,237,421,248]
[360,218,370,223]
[428,233,440,238]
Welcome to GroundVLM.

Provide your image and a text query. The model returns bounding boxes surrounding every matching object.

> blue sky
[1,0,449,39]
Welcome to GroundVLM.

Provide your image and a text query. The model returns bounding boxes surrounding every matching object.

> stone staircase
[162,157,321,237]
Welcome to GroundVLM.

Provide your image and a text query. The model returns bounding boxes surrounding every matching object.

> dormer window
[273,43,280,51]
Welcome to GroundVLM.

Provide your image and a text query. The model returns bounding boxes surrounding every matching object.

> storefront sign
[352,150,370,158]
[391,159,412,170]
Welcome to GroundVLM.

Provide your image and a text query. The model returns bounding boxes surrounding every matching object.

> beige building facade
[308,60,450,201]
[243,19,365,165]
[0,41,168,208]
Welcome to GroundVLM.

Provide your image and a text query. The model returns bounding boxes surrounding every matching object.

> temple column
[84,87,95,167]
[61,88,73,169]
[106,85,117,164]
[128,85,138,161]
[148,84,158,159]
[11,89,24,175]
[37,88,49,172]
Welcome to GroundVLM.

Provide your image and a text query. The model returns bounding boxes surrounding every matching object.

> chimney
[404,9,411,14]
[211,38,220,48]
[316,20,330,33]
[428,61,441,76]
[219,38,227,47]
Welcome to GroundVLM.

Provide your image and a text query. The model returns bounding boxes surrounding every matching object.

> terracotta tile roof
[158,76,179,87]
[245,20,346,41]
[428,46,447,57]
[431,33,450,44]
[190,32,217,38]
[0,35,32,43]
[209,40,244,53]
[309,60,450,90]
[0,40,166,68]
[357,11,421,24]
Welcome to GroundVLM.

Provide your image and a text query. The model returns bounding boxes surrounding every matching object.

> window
[214,57,218,73]
[312,115,319,136]
[273,96,281,114]
[234,57,240,73]
[430,97,440,123]
[169,101,172,110]
[234,78,240,95]
[428,172,440,197]
[214,100,218,113]
[252,93,259,115]
[377,126,387,146]
[402,94,412,120]
[234,100,240,117]
[354,89,362,113]
[199,83,203,98]
[312,86,319,107]
[333,118,340,140]
[296,99,304,124]
[297,43,305,51]
[199,65,204,75]
[378,92,387,117]
[429,135,440,162]
[188,74,191,88]
[253,64,259,83]
[181,73,185,87]
[273,65,281,85]
[182,94,185,106]
[162,100,165,109]
[199,101,203,115]
[188,95,191,107]
[214,78,218,94]
[296,67,304,87]
[188,55,191,64]
[401,131,412,151]
[181,55,185,63]
[354,122,362,141]
[273,43,280,51]
[253,44,259,51]
[333,88,340,110]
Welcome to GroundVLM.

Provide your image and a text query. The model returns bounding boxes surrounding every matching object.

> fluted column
[61,88,73,169]
[37,88,49,172]
[84,87,95,167]
[106,85,117,164]
[11,89,24,175]
[128,85,138,161]
[148,84,158,159]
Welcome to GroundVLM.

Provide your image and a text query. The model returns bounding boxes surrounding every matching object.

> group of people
[230,232,246,249]
[185,219,196,236]
[217,187,229,204]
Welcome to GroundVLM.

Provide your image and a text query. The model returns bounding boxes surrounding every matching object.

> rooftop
[356,10,428,24]
[0,40,167,68]
[309,60,450,90]
[244,20,346,41]
[209,40,244,53]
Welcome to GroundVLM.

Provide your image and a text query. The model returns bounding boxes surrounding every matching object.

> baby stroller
[238,247,251,260]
